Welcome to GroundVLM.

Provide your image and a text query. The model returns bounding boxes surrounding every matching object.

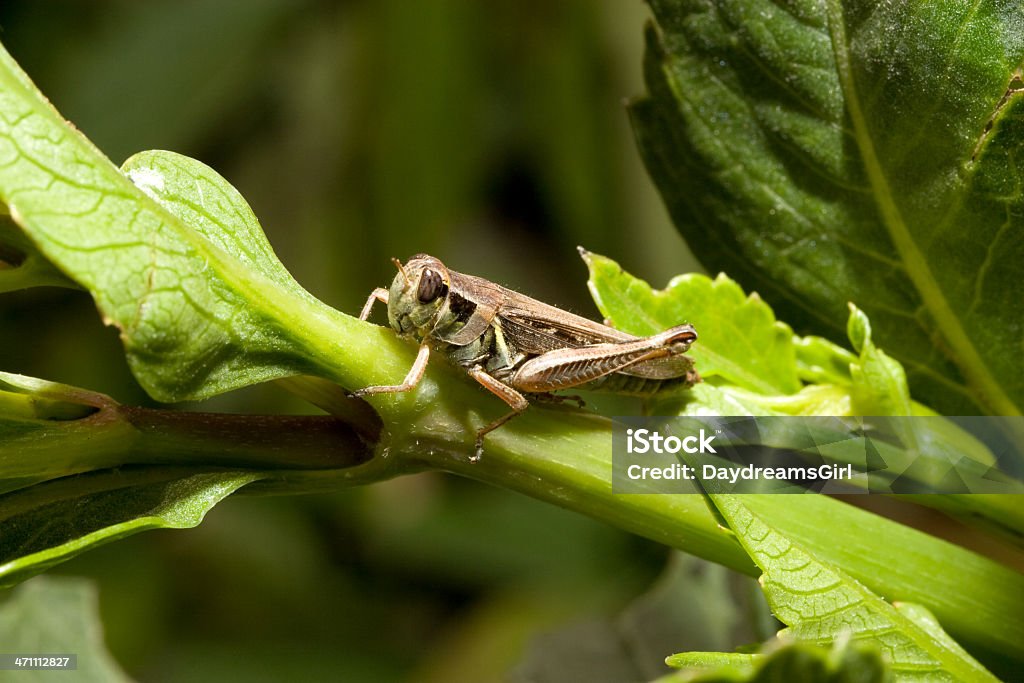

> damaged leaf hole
[971,72,1024,163]
[0,241,26,270]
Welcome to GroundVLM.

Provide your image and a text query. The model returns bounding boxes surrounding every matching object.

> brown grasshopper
[354,251,699,459]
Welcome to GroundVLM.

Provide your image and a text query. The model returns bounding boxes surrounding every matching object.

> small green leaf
[705,494,999,682]
[664,651,755,676]
[0,467,261,588]
[0,576,133,682]
[671,383,853,418]
[847,304,912,417]
[632,0,1024,416]
[585,252,913,420]
[846,304,870,356]
[793,335,856,387]
[664,641,890,683]
[583,250,800,395]
[120,150,308,299]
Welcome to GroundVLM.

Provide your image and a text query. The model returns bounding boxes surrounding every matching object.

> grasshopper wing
[498,293,695,381]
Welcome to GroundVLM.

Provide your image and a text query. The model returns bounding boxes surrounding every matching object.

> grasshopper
[354,250,699,460]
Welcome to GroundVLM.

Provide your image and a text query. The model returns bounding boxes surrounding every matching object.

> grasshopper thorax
[387,254,451,339]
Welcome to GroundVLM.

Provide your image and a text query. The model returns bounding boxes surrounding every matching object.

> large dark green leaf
[632,0,1024,416]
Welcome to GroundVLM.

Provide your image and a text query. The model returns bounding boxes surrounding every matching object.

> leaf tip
[846,303,871,354]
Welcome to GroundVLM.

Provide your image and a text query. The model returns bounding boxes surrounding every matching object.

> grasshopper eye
[417,268,447,303]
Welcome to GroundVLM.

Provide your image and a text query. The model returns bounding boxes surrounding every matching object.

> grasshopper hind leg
[467,367,529,462]
[473,410,523,462]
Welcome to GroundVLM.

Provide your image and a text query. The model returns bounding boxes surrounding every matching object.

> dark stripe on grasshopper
[447,290,478,323]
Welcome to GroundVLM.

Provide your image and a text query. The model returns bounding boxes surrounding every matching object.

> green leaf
[675,383,854,418]
[632,0,1024,416]
[583,250,801,395]
[119,150,309,301]
[663,641,890,683]
[846,304,912,417]
[664,651,756,678]
[0,39,436,424]
[0,467,261,588]
[705,494,998,682]
[585,251,930,420]
[793,335,856,387]
[0,576,133,682]
[0,42,352,402]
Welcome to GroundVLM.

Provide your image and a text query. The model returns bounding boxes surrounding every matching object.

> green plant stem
[167,297,1024,664]
[2,403,373,494]
[4,326,1023,664]
[905,494,1024,548]
[364,402,1024,664]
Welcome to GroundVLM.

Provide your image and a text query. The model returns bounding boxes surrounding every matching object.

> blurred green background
[0,1,717,681]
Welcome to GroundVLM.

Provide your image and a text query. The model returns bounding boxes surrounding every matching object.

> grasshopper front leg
[353,287,432,397]
[351,342,432,397]
[359,288,390,321]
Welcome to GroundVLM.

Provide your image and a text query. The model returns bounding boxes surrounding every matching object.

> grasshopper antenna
[391,257,409,287]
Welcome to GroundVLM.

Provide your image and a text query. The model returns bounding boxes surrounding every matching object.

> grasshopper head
[386,254,451,338]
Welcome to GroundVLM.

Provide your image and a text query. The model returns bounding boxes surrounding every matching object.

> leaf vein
[824,0,1020,416]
